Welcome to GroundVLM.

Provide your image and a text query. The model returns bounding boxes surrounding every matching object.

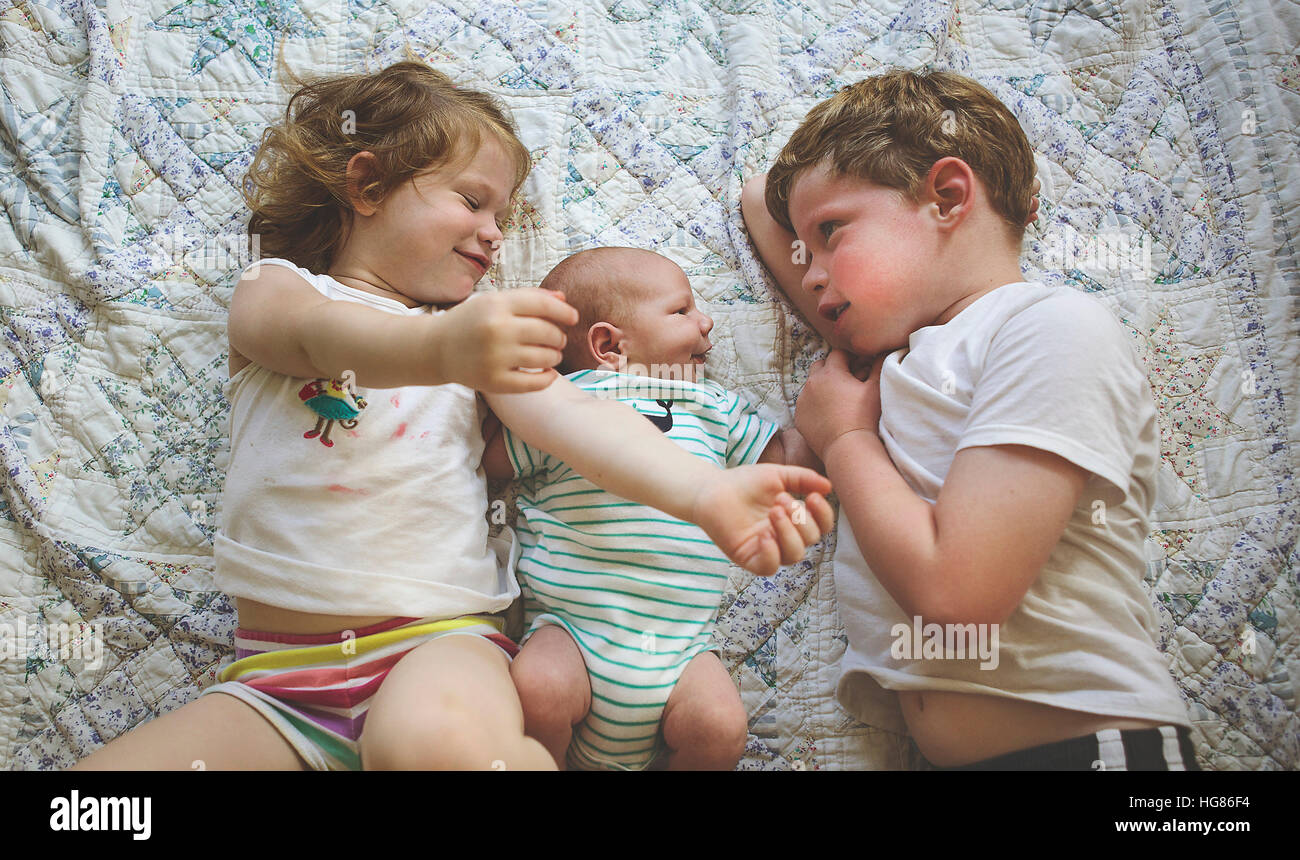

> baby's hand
[437,289,578,392]
[796,349,882,460]
[691,465,833,577]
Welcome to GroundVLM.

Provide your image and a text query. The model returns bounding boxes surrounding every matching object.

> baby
[482,247,812,770]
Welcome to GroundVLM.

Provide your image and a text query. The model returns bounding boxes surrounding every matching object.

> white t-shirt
[834,281,1190,731]
[214,258,518,617]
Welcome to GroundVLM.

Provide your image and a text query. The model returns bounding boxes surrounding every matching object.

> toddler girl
[72,61,831,771]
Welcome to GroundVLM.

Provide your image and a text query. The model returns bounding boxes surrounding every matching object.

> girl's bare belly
[900,689,1169,767]
[236,597,396,635]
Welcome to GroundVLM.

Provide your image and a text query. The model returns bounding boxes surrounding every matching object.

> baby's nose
[699,312,714,335]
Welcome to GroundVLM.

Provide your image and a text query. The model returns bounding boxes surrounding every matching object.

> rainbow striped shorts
[200,615,518,770]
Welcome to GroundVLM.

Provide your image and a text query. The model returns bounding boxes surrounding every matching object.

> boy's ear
[923,156,975,229]
[589,322,625,369]
[345,151,382,216]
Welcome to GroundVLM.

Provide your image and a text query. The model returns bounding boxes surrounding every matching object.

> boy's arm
[483,377,834,576]
[798,351,1087,627]
[229,263,576,392]
[740,175,833,344]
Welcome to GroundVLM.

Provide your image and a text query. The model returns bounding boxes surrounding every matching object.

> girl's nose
[479,216,504,246]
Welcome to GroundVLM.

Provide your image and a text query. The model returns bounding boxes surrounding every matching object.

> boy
[740,69,1197,770]
[482,247,819,769]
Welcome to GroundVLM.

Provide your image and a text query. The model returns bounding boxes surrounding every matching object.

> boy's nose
[800,262,826,295]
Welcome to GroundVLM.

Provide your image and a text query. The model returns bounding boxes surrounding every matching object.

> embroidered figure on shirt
[298,369,367,447]
[642,399,674,432]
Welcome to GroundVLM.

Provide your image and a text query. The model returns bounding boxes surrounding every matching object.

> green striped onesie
[503,368,780,770]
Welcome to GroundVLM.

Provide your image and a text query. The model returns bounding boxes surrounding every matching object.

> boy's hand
[796,349,884,460]
[691,465,834,577]
[436,289,578,393]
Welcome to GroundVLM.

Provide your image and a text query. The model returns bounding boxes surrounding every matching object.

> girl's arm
[483,378,835,577]
[228,263,577,392]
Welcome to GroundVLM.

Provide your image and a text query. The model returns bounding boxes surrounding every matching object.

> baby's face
[608,258,714,378]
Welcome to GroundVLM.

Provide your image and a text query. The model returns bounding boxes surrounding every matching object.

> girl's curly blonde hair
[243,60,530,274]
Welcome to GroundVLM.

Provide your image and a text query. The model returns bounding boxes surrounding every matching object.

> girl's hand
[796,349,883,460]
[691,465,834,577]
[436,289,578,393]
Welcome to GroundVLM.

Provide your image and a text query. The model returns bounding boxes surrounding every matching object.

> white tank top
[214,258,518,617]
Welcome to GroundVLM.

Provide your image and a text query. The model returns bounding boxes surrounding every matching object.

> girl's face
[336,138,517,308]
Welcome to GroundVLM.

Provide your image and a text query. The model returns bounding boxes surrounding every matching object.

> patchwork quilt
[0,0,1296,770]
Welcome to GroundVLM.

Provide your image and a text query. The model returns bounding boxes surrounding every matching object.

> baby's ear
[588,322,624,367]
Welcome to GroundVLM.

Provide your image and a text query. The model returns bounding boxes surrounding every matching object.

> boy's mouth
[819,301,850,323]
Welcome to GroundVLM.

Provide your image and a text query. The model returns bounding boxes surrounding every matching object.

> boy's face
[786,163,940,357]
[608,257,714,376]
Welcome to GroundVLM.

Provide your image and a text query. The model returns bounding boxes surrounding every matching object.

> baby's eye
[819,221,839,240]
[677,307,690,315]
[461,193,479,210]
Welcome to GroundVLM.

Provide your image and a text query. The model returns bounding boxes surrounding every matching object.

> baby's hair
[765,68,1036,241]
[243,60,531,274]
[541,247,669,372]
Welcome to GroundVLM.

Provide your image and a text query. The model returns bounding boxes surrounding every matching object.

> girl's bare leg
[359,633,556,770]
[71,692,308,770]
[509,624,592,769]
[660,650,748,771]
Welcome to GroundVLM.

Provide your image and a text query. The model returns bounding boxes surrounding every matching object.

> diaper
[201,614,518,770]
[526,614,712,771]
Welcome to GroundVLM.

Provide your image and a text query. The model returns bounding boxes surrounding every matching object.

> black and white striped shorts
[934,725,1201,771]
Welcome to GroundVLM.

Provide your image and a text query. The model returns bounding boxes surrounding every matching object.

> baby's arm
[229,263,576,392]
[757,427,826,474]
[483,378,834,577]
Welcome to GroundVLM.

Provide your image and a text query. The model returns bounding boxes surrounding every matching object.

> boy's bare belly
[236,597,395,635]
[900,689,1168,767]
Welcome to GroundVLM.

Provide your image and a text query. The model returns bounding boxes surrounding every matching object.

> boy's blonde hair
[765,69,1036,240]
[243,60,530,274]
